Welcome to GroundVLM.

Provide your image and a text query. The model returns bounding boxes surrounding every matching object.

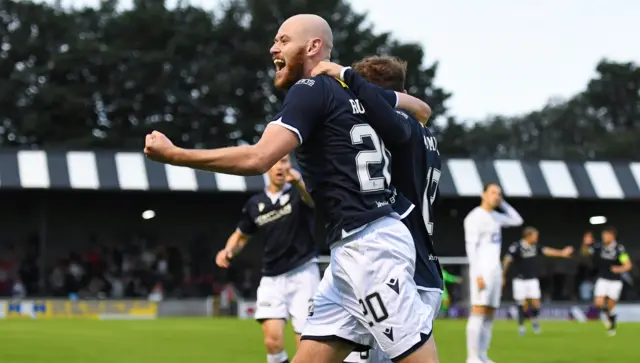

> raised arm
[339,67,411,145]
[340,65,431,125]
[395,92,432,123]
[287,168,314,207]
[146,125,297,175]
[144,80,324,175]
[496,200,524,227]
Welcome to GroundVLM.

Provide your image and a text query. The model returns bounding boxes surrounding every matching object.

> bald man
[144,14,436,363]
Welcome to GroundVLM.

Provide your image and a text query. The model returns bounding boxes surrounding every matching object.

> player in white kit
[464,183,523,363]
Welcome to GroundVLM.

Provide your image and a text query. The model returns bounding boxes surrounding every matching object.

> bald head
[270,14,334,88]
[280,14,333,59]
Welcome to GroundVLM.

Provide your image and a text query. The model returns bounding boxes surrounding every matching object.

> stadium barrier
[0,299,157,319]
[234,298,640,323]
[3,297,640,322]
[0,298,217,319]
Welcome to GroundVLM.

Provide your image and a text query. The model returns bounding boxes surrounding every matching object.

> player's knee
[264,334,285,353]
[262,326,285,353]
[594,297,605,307]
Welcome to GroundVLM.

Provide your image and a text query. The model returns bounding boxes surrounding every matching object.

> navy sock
[609,313,617,330]
[531,307,540,319]
[517,305,526,326]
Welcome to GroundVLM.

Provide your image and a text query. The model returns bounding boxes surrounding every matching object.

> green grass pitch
[0,318,637,362]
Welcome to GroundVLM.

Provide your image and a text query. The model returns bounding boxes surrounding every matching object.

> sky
[38,0,640,120]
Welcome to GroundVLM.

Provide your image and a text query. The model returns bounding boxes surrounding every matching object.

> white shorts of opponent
[512,278,541,302]
[254,260,321,333]
[594,278,623,301]
[469,269,502,308]
[302,216,434,361]
[345,290,442,363]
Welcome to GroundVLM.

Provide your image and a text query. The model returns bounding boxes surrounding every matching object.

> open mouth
[274,58,286,73]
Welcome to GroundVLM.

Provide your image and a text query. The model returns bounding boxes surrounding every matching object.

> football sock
[479,316,494,359]
[517,304,526,326]
[267,350,289,363]
[466,314,483,359]
[467,315,482,359]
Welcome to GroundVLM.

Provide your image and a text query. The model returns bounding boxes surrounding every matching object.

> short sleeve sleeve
[269,78,326,144]
[380,89,399,108]
[237,200,257,235]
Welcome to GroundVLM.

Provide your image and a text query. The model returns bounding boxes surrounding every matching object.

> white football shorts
[254,260,320,333]
[469,270,502,308]
[594,278,623,301]
[366,290,442,363]
[512,278,541,301]
[302,216,433,361]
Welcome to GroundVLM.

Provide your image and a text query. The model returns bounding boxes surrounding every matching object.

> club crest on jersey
[279,193,290,206]
[258,203,265,212]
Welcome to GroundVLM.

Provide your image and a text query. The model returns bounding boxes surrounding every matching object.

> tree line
[1,0,638,159]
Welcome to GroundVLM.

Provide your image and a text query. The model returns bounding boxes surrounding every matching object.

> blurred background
[0,0,639,361]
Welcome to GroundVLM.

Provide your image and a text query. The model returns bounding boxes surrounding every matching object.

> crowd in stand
[0,234,259,301]
[0,233,638,303]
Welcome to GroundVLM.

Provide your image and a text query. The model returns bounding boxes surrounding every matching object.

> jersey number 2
[350,124,391,192]
[422,167,441,235]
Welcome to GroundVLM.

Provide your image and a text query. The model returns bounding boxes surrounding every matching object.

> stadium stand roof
[0,150,639,199]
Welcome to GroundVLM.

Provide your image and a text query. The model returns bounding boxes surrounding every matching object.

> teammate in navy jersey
[144,14,437,363]
[312,56,443,363]
[581,226,632,336]
[215,155,318,363]
[502,227,573,335]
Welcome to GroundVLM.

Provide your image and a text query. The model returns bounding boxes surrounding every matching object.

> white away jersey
[464,201,523,278]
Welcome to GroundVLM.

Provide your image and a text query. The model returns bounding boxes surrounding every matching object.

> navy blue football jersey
[341,68,443,290]
[505,240,544,279]
[587,242,628,281]
[237,184,317,276]
[270,76,397,245]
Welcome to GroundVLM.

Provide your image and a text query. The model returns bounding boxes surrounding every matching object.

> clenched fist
[311,61,346,79]
[144,131,177,163]
[215,249,234,268]
[286,167,302,184]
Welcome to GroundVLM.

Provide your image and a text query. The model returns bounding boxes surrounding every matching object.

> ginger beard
[273,46,307,90]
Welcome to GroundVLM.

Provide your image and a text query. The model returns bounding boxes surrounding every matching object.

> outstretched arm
[542,245,574,258]
[145,79,325,175]
[149,125,298,176]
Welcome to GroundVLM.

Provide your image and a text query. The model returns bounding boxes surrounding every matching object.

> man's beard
[274,47,306,90]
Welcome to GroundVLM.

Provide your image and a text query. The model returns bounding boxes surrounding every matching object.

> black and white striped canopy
[1,150,639,199]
